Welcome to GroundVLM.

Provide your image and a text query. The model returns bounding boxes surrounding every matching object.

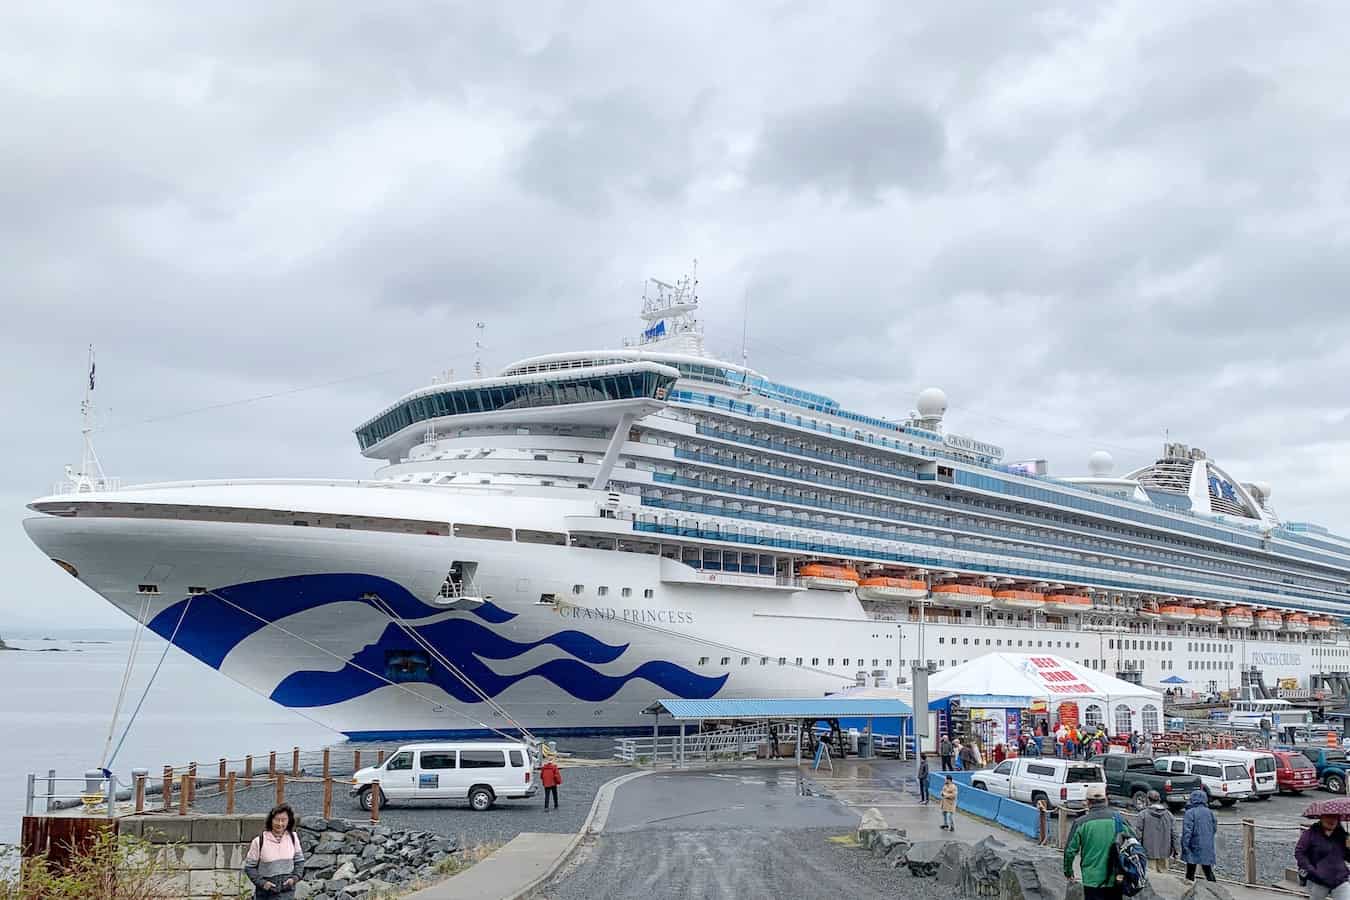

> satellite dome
[1088,450,1114,476]
[916,387,948,418]
[1250,481,1271,501]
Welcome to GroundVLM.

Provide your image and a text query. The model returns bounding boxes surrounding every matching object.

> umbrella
[1303,798,1350,819]
[1160,675,1188,684]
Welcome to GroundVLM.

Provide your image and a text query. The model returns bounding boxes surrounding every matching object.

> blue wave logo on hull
[146,574,727,708]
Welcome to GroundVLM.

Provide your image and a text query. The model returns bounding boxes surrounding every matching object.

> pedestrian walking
[939,733,954,771]
[958,740,977,772]
[244,803,304,900]
[993,743,1006,764]
[917,753,930,804]
[1138,790,1176,874]
[1129,731,1140,753]
[939,775,958,831]
[1296,813,1350,900]
[540,758,562,810]
[1064,784,1134,899]
[1180,789,1218,883]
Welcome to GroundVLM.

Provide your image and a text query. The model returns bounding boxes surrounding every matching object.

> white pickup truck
[970,757,1106,809]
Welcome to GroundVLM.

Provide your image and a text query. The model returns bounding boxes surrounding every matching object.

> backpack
[1110,815,1149,897]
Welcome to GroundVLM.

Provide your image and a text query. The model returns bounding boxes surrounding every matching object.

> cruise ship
[22,274,1350,739]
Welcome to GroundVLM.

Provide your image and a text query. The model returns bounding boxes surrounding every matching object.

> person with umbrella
[1297,799,1350,899]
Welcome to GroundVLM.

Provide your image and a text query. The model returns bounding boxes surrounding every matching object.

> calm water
[0,634,339,842]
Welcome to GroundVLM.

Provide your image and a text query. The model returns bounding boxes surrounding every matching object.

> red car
[1273,749,1319,794]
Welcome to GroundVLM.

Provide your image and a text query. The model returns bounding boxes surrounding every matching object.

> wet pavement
[601,764,860,832]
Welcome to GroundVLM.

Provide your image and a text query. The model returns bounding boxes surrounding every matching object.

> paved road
[541,765,920,900]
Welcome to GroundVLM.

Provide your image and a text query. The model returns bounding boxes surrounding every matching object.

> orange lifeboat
[1222,607,1255,628]
[1257,610,1284,631]
[930,583,994,607]
[856,576,928,602]
[1045,594,1092,614]
[1159,605,1196,622]
[1285,613,1310,634]
[991,590,1046,611]
[1193,608,1222,623]
[1138,604,1162,621]
[799,563,860,591]
[1310,618,1334,633]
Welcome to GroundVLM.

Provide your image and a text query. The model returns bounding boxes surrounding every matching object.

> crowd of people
[936,720,1148,771]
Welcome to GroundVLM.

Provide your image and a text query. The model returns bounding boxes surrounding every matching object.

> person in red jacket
[540,759,562,810]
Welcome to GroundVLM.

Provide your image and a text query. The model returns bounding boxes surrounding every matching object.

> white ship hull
[22,484,1340,738]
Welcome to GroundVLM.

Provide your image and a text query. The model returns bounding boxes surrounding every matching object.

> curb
[503,768,652,900]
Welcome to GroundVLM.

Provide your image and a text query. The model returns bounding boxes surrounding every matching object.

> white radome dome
[916,387,948,418]
[1088,450,1114,476]
[1250,481,1271,501]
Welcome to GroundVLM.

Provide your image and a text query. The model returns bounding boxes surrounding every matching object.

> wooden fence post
[134,774,146,814]
[1057,806,1068,849]
[162,766,173,811]
[292,747,300,777]
[377,750,386,766]
[370,779,381,825]
[244,755,254,787]
[187,763,197,804]
[323,776,333,820]
[354,750,361,773]
[322,749,330,780]
[1242,819,1257,885]
[275,773,286,806]
[226,772,236,815]
[178,776,189,816]
[218,758,227,794]
[269,750,277,780]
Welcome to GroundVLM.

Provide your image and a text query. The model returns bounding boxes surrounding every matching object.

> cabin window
[454,523,513,541]
[644,589,654,598]
[572,584,584,595]
[698,657,709,665]
[720,657,730,666]
[598,586,609,597]
[518,529,567,545]
[621,587,632,598]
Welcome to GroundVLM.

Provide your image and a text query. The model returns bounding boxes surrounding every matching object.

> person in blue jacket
[1180,789,1218,883]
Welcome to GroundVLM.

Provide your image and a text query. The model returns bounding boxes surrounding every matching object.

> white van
[970,758,1105,809]
[351,742,536,812]
[1153,755,1254,806]
[1194,749,1277,799]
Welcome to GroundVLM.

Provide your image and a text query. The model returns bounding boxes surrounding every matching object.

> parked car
[1194,749,1277,799]
[351,741,536,811]
[1100,753,1200,811]
[1153,755,1254,806]
[1285,746,1350,794]
[1270,749,1319,795]
[970,758,1105,809]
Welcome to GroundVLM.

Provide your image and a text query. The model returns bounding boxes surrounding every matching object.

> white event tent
[928,653,1165,735]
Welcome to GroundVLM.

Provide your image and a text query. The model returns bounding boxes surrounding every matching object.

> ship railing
[614,722,801,766]
[50,477,122,495]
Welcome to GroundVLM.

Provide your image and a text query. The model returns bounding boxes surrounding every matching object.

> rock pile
[853,811,1237,900]
[292,817,459,899]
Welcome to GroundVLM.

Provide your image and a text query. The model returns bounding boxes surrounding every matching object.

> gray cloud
[749,98,947,202]
[3,1,1350,627]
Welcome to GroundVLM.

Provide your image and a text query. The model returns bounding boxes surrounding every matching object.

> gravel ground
[1119,801,1305,887]
[540,828,943,900]
[189,764,629,849]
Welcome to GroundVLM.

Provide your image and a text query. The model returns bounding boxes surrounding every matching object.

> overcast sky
[4,2,1350,629]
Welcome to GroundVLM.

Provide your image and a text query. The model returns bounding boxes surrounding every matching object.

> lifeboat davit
[930,584,994,607]
[1137,605,1162,621]
[1193,608,1222,624]
[1285,613,1310,633]
[856,576,928,602]
[1159,605,1196,622]
[1257,611,1284,631]
[1310,618,1334,633]
[992,590,1046,611]
[800,563,860,591]
[1223,607,1255,628]
[1046,594,1093,614]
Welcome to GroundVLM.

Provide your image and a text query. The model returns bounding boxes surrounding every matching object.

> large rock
[999,855,1071,900]
[872,831,910,859]
[1181,880,1233,900]
[905,840,948,877]
[856,807,888,848]
[936,840,973,887]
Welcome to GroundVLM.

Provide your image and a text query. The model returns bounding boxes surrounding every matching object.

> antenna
[473,322,485,379]
[740,286,750,366]
[64,344,114,493]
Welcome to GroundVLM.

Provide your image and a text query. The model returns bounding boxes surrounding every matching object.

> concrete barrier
[994,797,1042,838]
[957,784,1002,820]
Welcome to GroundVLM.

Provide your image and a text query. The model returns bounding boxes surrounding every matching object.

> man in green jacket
[1064,784,1134,899]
